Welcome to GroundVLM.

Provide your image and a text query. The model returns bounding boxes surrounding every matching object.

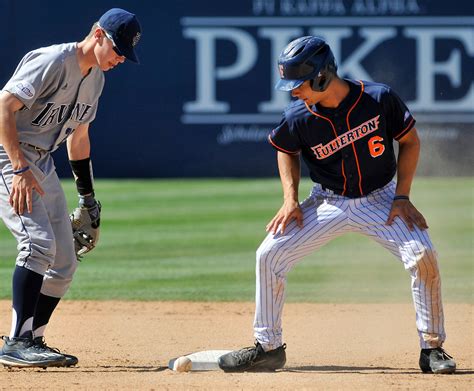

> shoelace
[233,343,286,364]
[435,348,453,360]
[233,345,260,364]
[33,337,61,354]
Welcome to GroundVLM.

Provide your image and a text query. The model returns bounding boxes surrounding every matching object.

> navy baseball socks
[0,267,67,368]
[218,342,286,372]
[33,294,79,367]
[10,266,43,338]
[419,347,456,374]
[33,293,61,334]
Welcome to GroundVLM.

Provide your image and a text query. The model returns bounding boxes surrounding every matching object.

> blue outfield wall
[0,0,473,178]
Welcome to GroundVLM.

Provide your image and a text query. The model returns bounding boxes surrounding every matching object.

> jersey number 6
[368,136,385,158]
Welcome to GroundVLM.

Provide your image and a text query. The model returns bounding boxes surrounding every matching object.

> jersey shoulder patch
[11,81,36,100]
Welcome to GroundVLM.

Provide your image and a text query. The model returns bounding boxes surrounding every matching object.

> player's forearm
[67,125,91,160]
[396,133,420,197]
[0,100,28,170]
[67,137,90,160]
[277,151,301,202]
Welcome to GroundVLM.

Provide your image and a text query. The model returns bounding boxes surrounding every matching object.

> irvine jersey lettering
[269,79,416,198]
[2,42,104,152]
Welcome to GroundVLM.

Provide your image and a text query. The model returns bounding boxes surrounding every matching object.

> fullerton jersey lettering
[269,79,416,198]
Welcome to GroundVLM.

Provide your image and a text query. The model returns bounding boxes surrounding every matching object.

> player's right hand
[266,200,303,235]
[9,170,45,215]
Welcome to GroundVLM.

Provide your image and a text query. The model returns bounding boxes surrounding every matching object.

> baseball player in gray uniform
[219,36,456,374]
[0,8,141,368]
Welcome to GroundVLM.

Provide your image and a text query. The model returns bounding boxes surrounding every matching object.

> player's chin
[102,62,117,72]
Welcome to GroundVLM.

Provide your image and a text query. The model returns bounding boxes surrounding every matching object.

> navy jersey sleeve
[268,115,301,155]
[381,88,416,141]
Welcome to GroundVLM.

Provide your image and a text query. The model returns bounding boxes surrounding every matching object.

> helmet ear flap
[309,57,337,92]
[310,70,334,92]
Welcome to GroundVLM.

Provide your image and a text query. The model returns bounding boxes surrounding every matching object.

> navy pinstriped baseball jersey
[269,79,416,198]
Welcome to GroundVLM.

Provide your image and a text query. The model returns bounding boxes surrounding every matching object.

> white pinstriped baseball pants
[254,181,446,350]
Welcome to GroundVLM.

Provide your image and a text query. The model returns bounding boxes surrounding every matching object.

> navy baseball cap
[98,8,142,63]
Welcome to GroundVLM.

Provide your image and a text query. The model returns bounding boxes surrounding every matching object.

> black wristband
[13,166,30,175]
[69,158,94,196]
[393,195,409,201]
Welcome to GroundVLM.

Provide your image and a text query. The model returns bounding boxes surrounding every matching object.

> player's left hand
[386,199,428,231]
[70,194,101,258]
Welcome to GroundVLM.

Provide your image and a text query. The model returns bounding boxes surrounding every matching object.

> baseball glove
[70,201,101,259]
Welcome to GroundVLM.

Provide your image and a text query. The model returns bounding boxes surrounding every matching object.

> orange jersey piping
[346,81,365,196]
[267,134,300,155]
[394,117,415,141]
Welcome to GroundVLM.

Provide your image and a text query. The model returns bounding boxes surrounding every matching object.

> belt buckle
[322,186,335,195]
[22,143,43,152]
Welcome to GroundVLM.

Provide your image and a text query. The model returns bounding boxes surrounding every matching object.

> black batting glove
[78,194,101,228]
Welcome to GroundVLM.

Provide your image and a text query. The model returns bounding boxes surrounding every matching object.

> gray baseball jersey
[3,42,104,151]
[0,42,104,298]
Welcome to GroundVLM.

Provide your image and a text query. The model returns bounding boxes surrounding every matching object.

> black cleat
[33,337,78,367]
[218,342,286,372]
[0,336,66,368]
[419,347,456,374]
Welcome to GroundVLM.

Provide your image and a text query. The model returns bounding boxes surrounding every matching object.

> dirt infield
[0,301,472,390]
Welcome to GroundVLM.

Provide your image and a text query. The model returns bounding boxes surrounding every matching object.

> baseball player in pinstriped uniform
[219,36,456,374]
[0,8,141,368]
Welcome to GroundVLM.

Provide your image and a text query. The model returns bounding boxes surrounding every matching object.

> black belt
[20,142,47,152]
[321,185,341,195]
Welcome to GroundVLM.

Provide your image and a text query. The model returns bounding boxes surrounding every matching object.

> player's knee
[16,235,57,274]
[41,260,78,297]
[256,242,283,265]
[411,248,440,281]
[256,242,294,278]
[256,243,267,262]
[256,246,270,270]
[55,256,79,282]
[34,237,57,262]
[58,273,75,292]
[421,249,440,280]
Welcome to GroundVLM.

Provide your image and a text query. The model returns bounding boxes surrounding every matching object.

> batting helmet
[275,36,337,92]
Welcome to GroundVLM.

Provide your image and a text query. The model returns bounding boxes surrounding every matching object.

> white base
[168,350,232,371]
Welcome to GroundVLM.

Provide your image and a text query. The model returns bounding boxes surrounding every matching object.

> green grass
[0,178,472,303]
